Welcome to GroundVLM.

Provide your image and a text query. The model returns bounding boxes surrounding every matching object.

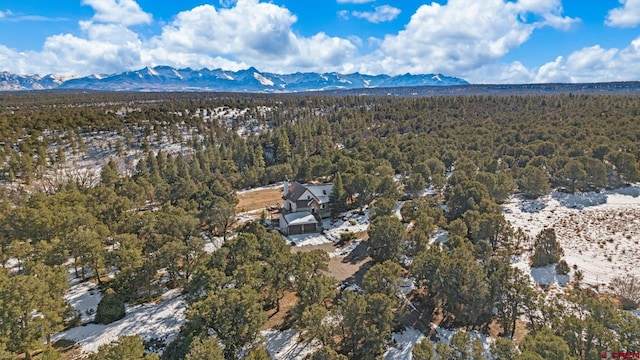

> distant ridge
[0,66,468,92]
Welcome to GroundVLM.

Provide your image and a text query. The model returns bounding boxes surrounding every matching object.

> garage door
[288,224,303,235]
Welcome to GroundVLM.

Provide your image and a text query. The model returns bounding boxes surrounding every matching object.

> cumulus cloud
[462,62,535,84]
[156,2,298,58]
[606,0,640,27]
[534,38,640,83]
[82,0,152,26]
[352,5,401,23]
[152,0,357,72]
[358,0,577,76]
[12,0,640,85]
[0,0,358,76]
[0,10,10,18]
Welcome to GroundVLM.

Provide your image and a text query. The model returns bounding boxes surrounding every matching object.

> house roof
[283,211,318,226]
[307,184,333,204]
[285,181,307,201]
[285,181,333,204]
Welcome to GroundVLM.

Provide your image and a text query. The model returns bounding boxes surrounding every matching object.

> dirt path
[291,241,371,284]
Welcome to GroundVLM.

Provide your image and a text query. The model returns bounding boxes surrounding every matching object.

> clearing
[236,184,283,213]
[503,184,640,289]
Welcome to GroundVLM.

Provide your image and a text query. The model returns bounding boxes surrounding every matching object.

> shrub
[340,231,357,243]
[611,274,640,310]
[556,260,570,275]
[95,288,126,324]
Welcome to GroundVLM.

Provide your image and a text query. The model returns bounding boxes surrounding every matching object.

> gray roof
[283,211,318,225]
[285,182,307,202]
[285,182,333,204]
[307,184,333,204]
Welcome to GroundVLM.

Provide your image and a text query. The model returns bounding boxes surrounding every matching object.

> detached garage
[279,211,319,235]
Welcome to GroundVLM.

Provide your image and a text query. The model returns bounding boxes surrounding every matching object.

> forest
[0,90,639,359]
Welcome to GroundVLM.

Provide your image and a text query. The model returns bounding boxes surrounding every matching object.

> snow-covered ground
[65,280,102,324]
[503,185,640,288]
[285,209,370,247]
[383,326,493,360]
[434,327,492,357]
[236,182,283,195]
[262,329,320,360]
[202,232,225,253]
[54,289,185,353]
[384,327,425,360]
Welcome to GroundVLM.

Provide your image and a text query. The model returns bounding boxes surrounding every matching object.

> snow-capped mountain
[0,66,468,92]
[0,72,79,90]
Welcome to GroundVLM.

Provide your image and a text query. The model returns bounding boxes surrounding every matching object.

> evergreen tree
[89,335,158,360]
[95,289,126,324]
[518,328,570,360]
[187,286,267,359]
[185,337,224,360]
[367,215,405,263]
[518,166,550,199]
[531,228,563,267]
[329,172,346,218]
[411,339,434,360]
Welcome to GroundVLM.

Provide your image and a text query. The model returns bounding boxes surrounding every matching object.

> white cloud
[352,5,401,23]
[34,23,145,75]
[81,0,152,26]
[356,0,577,76]
[152,0,357,73]
[13,0,640,85]
[462,62,535,84]
[534,38,640,83]
[0,10,10,18]
[155,2,297,58]
[512,0,580,30]
[0,0,358,76]
[606,0,640,28]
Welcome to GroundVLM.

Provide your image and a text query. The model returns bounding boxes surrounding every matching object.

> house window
[320,204,325,209]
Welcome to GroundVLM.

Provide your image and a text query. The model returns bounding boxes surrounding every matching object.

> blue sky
[1,0,640,83]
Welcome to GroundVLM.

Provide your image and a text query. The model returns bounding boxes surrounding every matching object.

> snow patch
[262,329,320,360]
[329,240,362,258]
[54,289,186,354]
[384,327,425,360]
[254,72,274,86]
[65,281,103,324]
[503,184,640,287]
[146,66,159,76]
[530,264,570,286]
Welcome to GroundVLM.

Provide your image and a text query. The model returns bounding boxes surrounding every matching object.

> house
[279,178,333,235]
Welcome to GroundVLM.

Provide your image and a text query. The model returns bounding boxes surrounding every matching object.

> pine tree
[89,335,157,360]
[185,337,224,360]
[95,289,125,324]
[367,216,405,263]
[329,172,346,218]
[412,339,434,360]
[531,228,563,267]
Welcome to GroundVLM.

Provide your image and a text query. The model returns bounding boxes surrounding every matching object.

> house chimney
[283,176,290,197]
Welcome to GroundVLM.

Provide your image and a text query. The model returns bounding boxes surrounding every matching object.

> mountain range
[0,66,468,92]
